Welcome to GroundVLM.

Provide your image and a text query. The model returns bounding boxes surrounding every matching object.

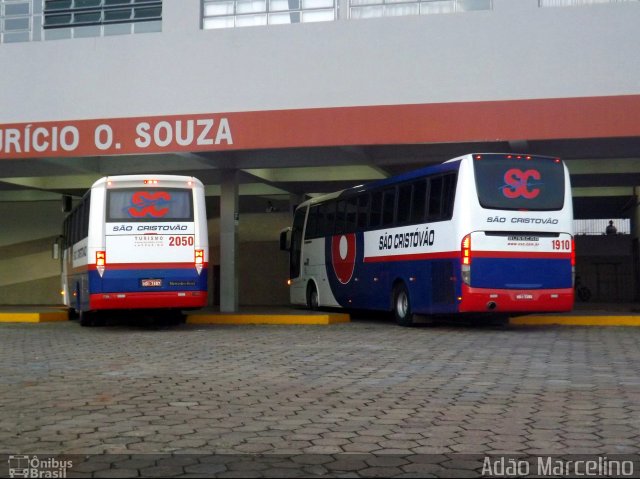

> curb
[0,312,68,323]
[510,315,640,327]
[1,311,639,327]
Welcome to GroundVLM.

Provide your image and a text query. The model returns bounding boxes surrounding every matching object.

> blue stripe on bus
[471,258,572,289]
[89,268,208,294]
[324,232,461,314]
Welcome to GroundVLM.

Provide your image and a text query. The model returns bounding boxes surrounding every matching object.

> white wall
[1,0,639,123]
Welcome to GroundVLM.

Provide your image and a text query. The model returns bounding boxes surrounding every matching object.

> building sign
[1,95,640,159]
[0,115,233,158]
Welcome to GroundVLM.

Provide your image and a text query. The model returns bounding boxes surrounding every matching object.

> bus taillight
[96,251,106,277]
[461,234,471,285]
[195,249,204,275]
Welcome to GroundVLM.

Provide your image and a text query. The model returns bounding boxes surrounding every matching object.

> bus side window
[316,204,327,237]
[305,206,318,239]
[396,184,412,225]
[345,197,358,233]
[81,193,91,239]
[325,201,336,236]
[357,194,369,231]
[382,188,395,227]
[441,173,457,220]
[411,179,427,223]
[71,208,80,245]
[335,200,347,234]
[427,176,444,221]
[369,191,383,229]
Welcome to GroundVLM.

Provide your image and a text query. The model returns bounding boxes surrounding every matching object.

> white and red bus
[60,175,208,326]
[281,153,574,326]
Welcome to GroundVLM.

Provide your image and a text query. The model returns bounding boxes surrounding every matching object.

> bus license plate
[141,279,162,287]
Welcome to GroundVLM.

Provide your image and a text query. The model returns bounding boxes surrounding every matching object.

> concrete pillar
[220,169,239,312]
[632,187,640,300]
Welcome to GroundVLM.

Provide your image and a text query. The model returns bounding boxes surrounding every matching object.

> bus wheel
[393,283,414,327]
[307,282,319,311]
[79,310,94,327]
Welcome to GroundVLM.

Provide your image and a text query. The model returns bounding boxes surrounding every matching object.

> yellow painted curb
[187,313,350,325]
[0,312,68,323]
[510,315,640,327]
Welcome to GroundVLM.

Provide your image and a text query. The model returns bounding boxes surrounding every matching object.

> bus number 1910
[552,239,571,251]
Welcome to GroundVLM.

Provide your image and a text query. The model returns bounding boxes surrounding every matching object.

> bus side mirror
[279,227,292,251]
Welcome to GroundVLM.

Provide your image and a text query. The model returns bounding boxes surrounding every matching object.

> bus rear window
[107,188,193,221]
[474,155,565,211]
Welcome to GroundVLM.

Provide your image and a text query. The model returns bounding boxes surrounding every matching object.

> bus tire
[79,310,94,327]
[80,310,105,327]
[306,282,319,311]
[393,283,414,327]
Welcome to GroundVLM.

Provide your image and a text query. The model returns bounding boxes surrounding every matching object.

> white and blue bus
[60,175,209,326]
[281,153,574,326]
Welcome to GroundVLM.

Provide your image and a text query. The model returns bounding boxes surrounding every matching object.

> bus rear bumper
[90,291,207,310]
[459,285,574,313]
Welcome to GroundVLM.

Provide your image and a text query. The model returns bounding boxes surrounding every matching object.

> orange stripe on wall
[1,95,639,159]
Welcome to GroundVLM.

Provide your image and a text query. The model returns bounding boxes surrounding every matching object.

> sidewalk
[509,302,640,326]
[0,303,639,325]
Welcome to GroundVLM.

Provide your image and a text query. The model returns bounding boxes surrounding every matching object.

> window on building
[1,0,43,43]
[202,0,336,29]
[349,0,491,20]
[42,0,162,39]
[540,0,639,6]
[574,218,630,235]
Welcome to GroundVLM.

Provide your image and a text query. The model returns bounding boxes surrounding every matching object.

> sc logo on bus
[502,168,541,199]
[128,191,171,218]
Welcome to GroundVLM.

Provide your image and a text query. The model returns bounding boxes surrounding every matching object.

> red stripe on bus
[94,262,206,270]
[90,291,207,310]
[364,250,571,263]
[363,251,459,263]
[472,251,571,260]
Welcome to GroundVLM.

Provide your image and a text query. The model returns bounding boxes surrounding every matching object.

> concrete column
[632,187,640,300]
[220,169,239,312]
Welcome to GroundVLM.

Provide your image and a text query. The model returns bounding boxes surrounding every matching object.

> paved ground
[1,318,640,477]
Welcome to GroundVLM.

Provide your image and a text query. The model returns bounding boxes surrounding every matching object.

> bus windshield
[107,188,193,221]
[474,155,565,211]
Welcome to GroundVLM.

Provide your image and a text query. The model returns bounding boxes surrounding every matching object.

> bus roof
[297,156,464,210]
[295,152,563,211]
[92,174,204,189]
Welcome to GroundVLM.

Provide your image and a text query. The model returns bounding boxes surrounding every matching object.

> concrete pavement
[1,318,639,477]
